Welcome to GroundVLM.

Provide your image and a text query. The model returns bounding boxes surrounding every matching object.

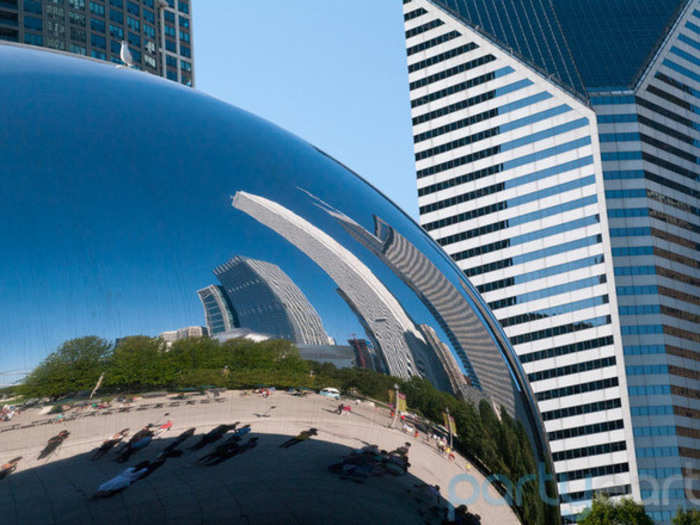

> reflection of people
[116,425,154,462]
[0,457,22,479]
[95,464,149,497]
[38,430,70,459]
[200,437,259,466]
[279,428,317,448]
[92,428,129,460]
[189,423,239,451]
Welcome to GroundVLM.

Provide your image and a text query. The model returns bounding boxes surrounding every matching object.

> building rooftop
[428,0,687,95]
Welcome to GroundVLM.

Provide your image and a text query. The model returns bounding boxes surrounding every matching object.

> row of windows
[414,91,552,145]
[616,285,657,295]
[403,7,426,21]
[624,345,664,355]
[500,295,609,329]
[628,384,671,396]
[529,355,615,383]
[24,32,42,45]
[478,254,604,295]
[648,82,699,116]
[640,132,699,168]
[542,398,621,423]
[416,124,500,162]
[412,77,530,126]
[636,94,699,133]
[451,215,600,262]
[512,315,611,349]
[535,375,618,402]
[419,154,591,213]
[604,169,699,200]
[489,274,606,311]
[626,364,668,375]
[650,208,700,235]
[637,447,679,458]
[405,19,443,39]
[519,335,613,364]
[590,95,635,105]
[463,234,602,278]
[621,324,663,335]
[619,304,662,316]
[655,69,700,102]
[409,54,495,90]
[599,132,639,142]
[610,227,651,237]
[561,485,630,504]
[597,113,637,123]
[638,112,699,148]
[416,104,572,161]
[406,30,460,56]
[549,419,624,442]
[638,467,681,478]
[408,42,479,73]
[630,405,674,416]
[556,462,628,482]
[416,118,588,178]
[668,47,700,82]
[411,67,511,109]
[435,190,596,245]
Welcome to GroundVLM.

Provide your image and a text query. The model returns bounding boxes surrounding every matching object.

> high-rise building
[197,284,238,335]
[0,0,194,86]
[159,325,207,348]
[403,1,698,522]
[213,255,329,346]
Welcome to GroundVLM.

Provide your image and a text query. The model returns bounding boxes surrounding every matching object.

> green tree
[107,336,165,389]
[21,336,111,397]
[673,508,700,525]
[577,495,654,525]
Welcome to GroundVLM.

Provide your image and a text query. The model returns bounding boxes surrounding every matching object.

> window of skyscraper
[143,23,155,38]
[24,16,42,31]
[90,32,105,48]
[165,38,175,52]
[143,8,154,23]
[90,49,105,59]
[126,1,138,15]
[70,26,86,42]
[109,24,122,39]
[24,33,43,46]
[167,69,177,81]
[126,15,138,31]
[89,1,104,16]
[178,1,188,14]
[90,17,105,33]
[166,54,177,67]
[69,11,85,26]
[179,29,189,42]
[24,0,42,14]
[178,15,188,28]
[109,0,122,8]
[127,31,139,47]
[180,44,190,58]
[69,43,86,55]
[109,9,122,23]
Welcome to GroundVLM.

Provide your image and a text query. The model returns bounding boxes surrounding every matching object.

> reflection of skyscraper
[233,191,425,380]
[213,255,328,346]
[197,284,238,335]
[418,324,468,396]
[325,205,517,414]
[348,337,375,371]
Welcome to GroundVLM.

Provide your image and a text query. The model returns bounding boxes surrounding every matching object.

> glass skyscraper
[0,0,194,86]
[403,1,698,522]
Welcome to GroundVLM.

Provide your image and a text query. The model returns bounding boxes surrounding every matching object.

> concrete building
[196,284,238,336]
[159,325,207,348]
[403,1,699,522]
[213,255,329,347]
[0,0,194,86]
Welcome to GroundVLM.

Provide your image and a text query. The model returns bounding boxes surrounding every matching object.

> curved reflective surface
[0,45,556,524]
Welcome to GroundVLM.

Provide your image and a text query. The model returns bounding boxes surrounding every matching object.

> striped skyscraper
[403,1,698,522]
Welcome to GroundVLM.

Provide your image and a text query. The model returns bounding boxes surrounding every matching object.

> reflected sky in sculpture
[0,44,548,466]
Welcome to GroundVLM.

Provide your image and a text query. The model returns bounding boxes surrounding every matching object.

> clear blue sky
[192,1,419,219]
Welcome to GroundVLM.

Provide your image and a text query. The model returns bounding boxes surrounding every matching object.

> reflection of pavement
[0,392,520,524]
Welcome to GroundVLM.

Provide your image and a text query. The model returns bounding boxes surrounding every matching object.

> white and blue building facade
[403,1,699,522]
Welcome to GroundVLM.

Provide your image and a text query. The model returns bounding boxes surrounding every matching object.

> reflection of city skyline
[233,190,429,381]
[314,197,518,415]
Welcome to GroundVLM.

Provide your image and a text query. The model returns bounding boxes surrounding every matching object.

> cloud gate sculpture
[0,44,558,524]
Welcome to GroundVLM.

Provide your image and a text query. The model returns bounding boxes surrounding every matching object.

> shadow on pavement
[1,431,468,525]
